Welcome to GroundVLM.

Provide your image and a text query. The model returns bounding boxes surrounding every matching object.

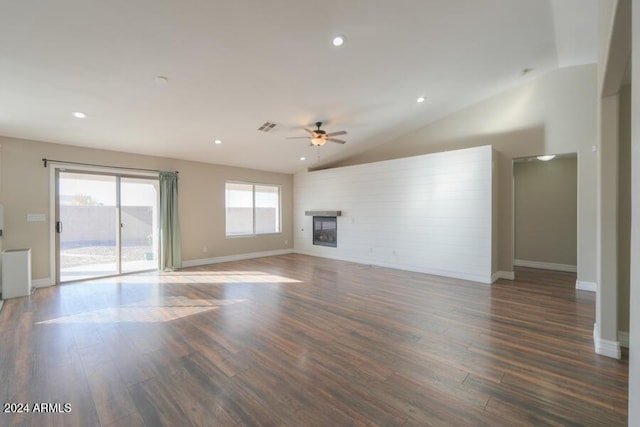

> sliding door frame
[49,164,159,284]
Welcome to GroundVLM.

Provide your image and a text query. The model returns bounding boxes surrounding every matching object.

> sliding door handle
[56,221,63,233]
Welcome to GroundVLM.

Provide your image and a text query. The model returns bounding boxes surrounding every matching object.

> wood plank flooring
[0,254,628,426]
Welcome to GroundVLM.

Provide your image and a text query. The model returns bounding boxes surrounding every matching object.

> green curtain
[159,171,182,270]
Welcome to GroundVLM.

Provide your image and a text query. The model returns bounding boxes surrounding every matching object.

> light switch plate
[27,213,46,222]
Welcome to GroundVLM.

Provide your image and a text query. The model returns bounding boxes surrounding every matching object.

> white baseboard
[182,249,294,268]
[618,331,629,348]
[294,249,493,284]
[32,278,54,288]
[593,323,621,359]
[514,259,577,273]
[491,271,515,282]
[576,280,597,292]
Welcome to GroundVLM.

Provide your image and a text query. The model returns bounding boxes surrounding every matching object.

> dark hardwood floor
[0,255,628,426]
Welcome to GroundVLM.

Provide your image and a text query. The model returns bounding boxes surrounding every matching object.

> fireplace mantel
[305,210,342,217]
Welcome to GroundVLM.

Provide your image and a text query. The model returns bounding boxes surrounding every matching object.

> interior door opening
[512,154,577,276]
[56,170,159,283]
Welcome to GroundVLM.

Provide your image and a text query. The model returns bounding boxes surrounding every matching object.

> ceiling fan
[287,121,347,146]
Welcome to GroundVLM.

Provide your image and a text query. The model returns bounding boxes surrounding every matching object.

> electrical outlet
[203,247,208,253]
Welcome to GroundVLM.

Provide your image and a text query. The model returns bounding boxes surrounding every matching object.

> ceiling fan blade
[303,127,314,135]
[328,138,346,144]
[326,131,347,137]
[286,136,311,139]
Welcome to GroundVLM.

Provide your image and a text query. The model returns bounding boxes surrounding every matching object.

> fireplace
[313,216,337,247]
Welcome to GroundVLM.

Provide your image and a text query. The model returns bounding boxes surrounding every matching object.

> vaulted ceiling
[0,0,597,173]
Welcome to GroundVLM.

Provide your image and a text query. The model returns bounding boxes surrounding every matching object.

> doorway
[513,154,577,273]
[56,170,159,283]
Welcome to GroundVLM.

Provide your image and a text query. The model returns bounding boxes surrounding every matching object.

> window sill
[225,232,282,239]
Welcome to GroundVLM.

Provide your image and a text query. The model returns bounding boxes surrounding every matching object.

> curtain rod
[42,158,178,174]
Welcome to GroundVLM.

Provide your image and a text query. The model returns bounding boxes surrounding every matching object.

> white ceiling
[0,0,597,174]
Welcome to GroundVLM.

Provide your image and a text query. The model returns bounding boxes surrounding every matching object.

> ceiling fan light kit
[287,121,348,146]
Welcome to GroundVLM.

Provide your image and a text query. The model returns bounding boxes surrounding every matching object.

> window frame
[224,181,282,237]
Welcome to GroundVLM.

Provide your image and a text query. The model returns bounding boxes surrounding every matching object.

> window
[225,182,281,236]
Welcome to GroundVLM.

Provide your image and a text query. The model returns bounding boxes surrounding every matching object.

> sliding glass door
[121,177,159,274]
[56,171,159,283]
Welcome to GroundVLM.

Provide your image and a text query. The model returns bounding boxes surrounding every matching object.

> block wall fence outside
[294,145,494,283]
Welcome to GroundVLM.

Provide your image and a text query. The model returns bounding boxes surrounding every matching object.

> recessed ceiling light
[417,96,425,103]
[300,157,306,161]
[214,139,222,145]
[332,35,345,47]
[537,154,556,161]
[72,112,86,119]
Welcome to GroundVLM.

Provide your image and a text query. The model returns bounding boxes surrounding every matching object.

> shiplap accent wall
[294,145,494,283]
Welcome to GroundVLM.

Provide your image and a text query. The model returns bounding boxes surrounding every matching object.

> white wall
[294,145,493,283]
[595,0,630,359]
[629,0,639,423]
[618,84,631,337]
[330,65,597,286]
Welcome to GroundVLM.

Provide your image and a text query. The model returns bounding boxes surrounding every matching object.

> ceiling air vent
[257,121,279,133]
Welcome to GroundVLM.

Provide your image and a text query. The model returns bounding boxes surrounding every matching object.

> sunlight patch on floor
[113,270,303,285]
[36,296,247,324]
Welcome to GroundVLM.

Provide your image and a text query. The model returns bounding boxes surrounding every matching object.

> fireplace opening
[313,216,337,247]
